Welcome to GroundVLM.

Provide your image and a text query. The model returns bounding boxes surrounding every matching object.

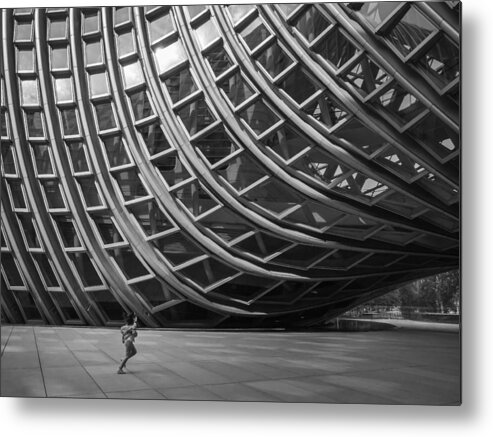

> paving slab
[0,324,460,404]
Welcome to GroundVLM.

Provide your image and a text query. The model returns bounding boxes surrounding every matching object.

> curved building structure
[0,3,460,328]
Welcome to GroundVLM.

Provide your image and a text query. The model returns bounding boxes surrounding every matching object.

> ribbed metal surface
[0,3,460,328]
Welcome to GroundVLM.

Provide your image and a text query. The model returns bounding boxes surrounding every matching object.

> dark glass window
[177,98,216,135]
[50,292,79,320]
[68,252,102,287]
[240,18,270,51]
[187,5,207,20]
[94,102,116,130]
[343,56,390,96]
[139,122,171,155]
[26,111,44,137]
[217,153,265,191]
[2,143,17,174]
[60,108,79,135]
[193,127,237,166]
[357,2,400,28]
[8,180,26,209]
[417,36,459,88]
[129,200,174,236]
[114,7,131,26]
[17,214,41,248]
[2,253,24,286]
[132,278,178,308]
[204,45,233,77]
[113,168,148,201]
[314,29,358,69]
[32,253,59,287]
[129,90,153,120]
[218,72,255,107]
[79,178,103,207]
[67,141,89,173]
[53,216,81,248]
[41,180,65,209]
[153,231,203,266]
[90,290,124,322]
[262,125,311,161]
[14,291,42,320]
[164,67,197,103]
[280,67,317,104]
[91,213,123,244]
[32,144,53,175]
[377,83,426,124]
[255,41,293,78]
[228,5,254,24]
[83,12,99,34]
[239,100,280,135]
[108,248,149,279]
[102,135,131,167]
[293,5,331,43]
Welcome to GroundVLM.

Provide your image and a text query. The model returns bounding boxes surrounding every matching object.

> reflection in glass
[122,62,144,88]
[61,108,79,136]
[94,102,116,130]
[26,111,44,137]
[17,49,34,71]
[90,72,108,96]
[85,41,102,65]
[164,67,197,103]
[55,78,72,102]
[51,46,69,69]
[32,144,53,175]
[118,32,134,57]
[21,80,39,105]
[154,40,186,74]
[49,19,66,39]
[149,13,173,43]
[195,20,219,50]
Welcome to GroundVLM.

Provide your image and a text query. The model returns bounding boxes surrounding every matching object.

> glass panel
[178,258,238,288]
[67,142,89,173]
[32,253,59,287]
[90,290,124,321]
[90,72,108,96]
[41,180,65,209]
[14,291,42,320]
[314,29,358,69]
[193,126,238,166]
[240,18,270,51]
[173,181,218,217]
[2,143,17,174]
[21,80,39,105]
[244,178,302,216]
[79,178,103,207]
[194,19,219,50]
[55,78,72,102]
[293,5,331,43]
[416,36,459,88]
[256,41,293,78]
[177,98,216,135]
[51,46,69,69]
[17,214,41,247]
[139,122,171,155]
[53,216,81,247]
[50,292,79,320]
[91,213,123,244]
[280,67,318,104]
[239,100,280,135]
[209,273,277,302]
[18,49,34,71]
[129,90,153,120]
[386,6,436,56]
[262,125,311,161]
[377,83,426,124]
[122,62,144,88]
[85,41,102,65]
[129,200,173,236]
[153,231,203,266]
[108,248,149,279]
[271,244,329,269]
[256,282,312,304]
[342,56,390,96]
[132,278,180,308]
[334,117,387,155]
[117,32,134,57]
[156,152,191,186]
[113,168,148,201]
[164,67,197,103]
[218,72,255,107]
[357,2,400,28]
[26,111,44,137]
[217,153,265,191]
[149,12,174,43]
[32,144,53,175]
[15,22,32,41]
[304,95,348,127]
[235,232,291,258]
[228,5,254,24]
[114,7,131,25]
[278,4,303,16]
[68,252,102,287]
[60,108,79,135]
[8,180,26,209]
[94,102,116,130]
[187,5,207,20]
[2,253,24,286]
[83,12,99,34]
[49,18,66,39]
[200,206,252,242]
[204,45,233,77]
[154,40,187,74]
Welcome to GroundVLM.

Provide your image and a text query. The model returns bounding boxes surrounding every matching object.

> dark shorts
[124,339,136,357]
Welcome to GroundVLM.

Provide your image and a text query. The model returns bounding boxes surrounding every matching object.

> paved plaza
[0,322,460,404]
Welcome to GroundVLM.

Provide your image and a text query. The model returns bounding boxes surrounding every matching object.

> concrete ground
[0,322,460,404]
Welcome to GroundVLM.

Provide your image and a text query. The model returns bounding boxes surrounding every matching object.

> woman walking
[117,313,138,374]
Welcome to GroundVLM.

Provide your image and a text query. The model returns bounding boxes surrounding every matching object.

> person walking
[117,313,138,374]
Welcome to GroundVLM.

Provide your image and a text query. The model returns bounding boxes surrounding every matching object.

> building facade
[0,3,460,328]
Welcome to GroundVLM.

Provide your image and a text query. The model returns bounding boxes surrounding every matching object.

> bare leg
[118,342,136,373]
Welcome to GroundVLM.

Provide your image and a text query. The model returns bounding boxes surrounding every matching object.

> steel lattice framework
[0,3,460,328]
